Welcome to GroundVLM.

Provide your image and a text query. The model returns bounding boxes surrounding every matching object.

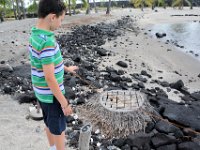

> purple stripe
[31,68,43,72]
[55,69,64,75]
[29,46,40,55]
[40,48,55,54]
[55,63,63,69]
[34,83,63,90]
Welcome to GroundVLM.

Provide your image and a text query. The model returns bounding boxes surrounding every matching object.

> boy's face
[49,12,65,31]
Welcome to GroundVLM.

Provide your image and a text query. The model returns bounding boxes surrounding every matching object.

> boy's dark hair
[38,0,66,18]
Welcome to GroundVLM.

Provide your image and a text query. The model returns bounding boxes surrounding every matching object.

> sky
[24,0,30,7]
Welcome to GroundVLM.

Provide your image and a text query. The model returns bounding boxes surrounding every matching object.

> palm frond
[185,0,191,6]
[145,0,153,7]
[157,0,164,6]
[81,0,88,8]
[172,0,181,7]
[134,0,142,7]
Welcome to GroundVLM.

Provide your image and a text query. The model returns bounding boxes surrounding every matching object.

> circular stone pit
[100,90,145,112]
[78,90,154,138]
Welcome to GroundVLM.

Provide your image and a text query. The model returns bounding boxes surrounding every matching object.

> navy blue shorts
[38,97,66,135]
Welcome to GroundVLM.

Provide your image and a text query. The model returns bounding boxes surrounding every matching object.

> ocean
[150,21,200,60]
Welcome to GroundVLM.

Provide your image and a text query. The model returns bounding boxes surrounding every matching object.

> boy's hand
[64,66,79,74]
[62,105,73,116]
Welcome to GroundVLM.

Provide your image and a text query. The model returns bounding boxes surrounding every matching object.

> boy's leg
[54,131,65,150]
[45,127,55,146]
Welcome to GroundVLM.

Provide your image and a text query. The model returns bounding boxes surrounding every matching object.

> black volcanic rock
[170,80,184,91]
[0,64,13,72]
[190,92,200,101]
[112,138,125,148]
[110,72,121,82]
[138,82,145,89]
[145,121,155,133]
[151,133,176,148]
[64,86,76,100]
[121,144,131,150]
[94,47,108,56]
[141,70,152,78]
[162,104,200,131]
[156,33,167,38]
[178,142,200,150]
[17,93,37,104]
[116,61,128,68]
[160,81,170,87]
[72,55,81,62]
[155,120,183,138]
[157,144,176,150]
[125,132,151,149]
[76,96,86,105]
[131,73,147,83]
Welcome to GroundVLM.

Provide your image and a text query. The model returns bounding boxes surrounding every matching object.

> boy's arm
[64,66,79,74]
[43,64,72,115]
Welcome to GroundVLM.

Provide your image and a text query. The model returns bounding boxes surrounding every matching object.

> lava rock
[190,92,200,101]
[178,142,200,150]
[76,97,86,105]
[94,47,108,56]
[162,104,200,131]
[17,93,37,104]
[3,85,12,94]
[66,115,75,124]
[112,138,125,148]
[131,73,147,83]
[155,120,183,138]
[160,81,170,87]
[125,132,151,149]
[170,80,184,91]
[141,70,151,78]
[110,72,121,82]
[157,144,176,150]
[116,61,128,68]
[145,121,155,133]
[138,82,145,89]
[121,144,131,150]
[72,55,81,62]
[64,86,76,100]
[151,133,176,148]
[156,33,167,38]
[0,64,13,72]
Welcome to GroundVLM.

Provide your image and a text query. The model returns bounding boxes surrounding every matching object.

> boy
[28,0,78,150]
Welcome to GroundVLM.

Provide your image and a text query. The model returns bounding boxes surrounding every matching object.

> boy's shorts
[38,97,66,135]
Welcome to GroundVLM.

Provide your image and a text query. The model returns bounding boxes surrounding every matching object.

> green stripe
[32,76,64,87]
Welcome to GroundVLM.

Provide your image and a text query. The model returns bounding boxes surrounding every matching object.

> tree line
[0,0,196,22]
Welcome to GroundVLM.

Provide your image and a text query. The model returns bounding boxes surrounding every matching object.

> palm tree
[68,0,71,15]
[152,0,166,9]
[93,0,97,13]
[20,0,25,19]
[15,0,22,19]
[0,0,6,21]
[71,0,76,14]
[190,0,193,9]
[130,0,153,11]
[106,0,111,14]
[86,0,90,14]
[10,0,17,19]
[172,0,191,9]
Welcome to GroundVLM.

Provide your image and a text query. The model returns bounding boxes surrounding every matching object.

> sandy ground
[0,7,200,150]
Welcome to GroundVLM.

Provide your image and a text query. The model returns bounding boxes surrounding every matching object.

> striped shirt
[29,27,65,103]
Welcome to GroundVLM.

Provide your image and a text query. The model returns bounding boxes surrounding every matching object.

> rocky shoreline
[0,8,200,150]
